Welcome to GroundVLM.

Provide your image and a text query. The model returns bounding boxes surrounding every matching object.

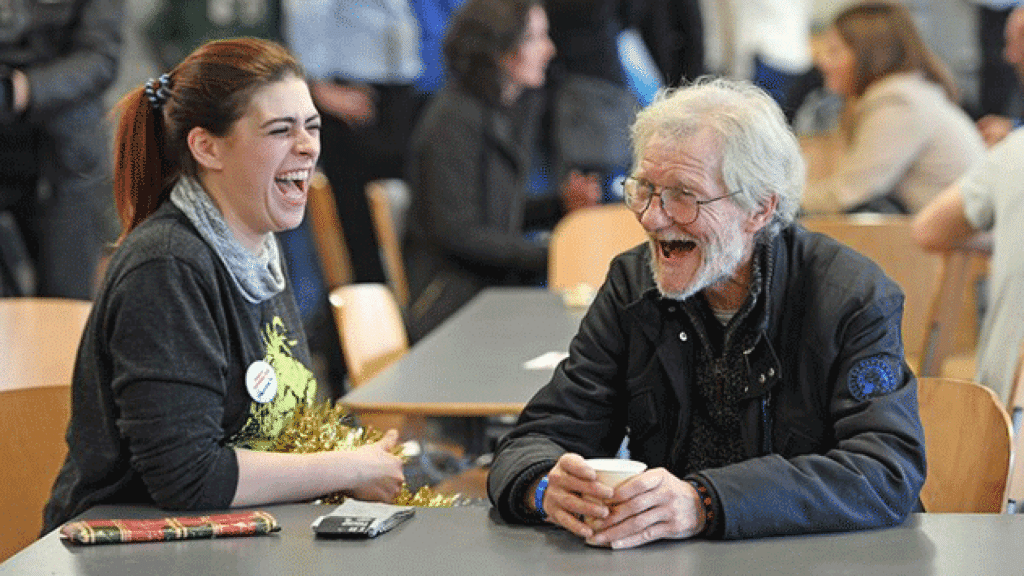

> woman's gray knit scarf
[170,176,286,303]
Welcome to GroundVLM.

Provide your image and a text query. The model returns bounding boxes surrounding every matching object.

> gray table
[341,287,586,417]
[5,504,1024,575]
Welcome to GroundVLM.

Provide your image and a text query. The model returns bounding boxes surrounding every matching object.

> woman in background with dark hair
[43,38,404,533]
[404,0,599,341]
[802,1,984,215]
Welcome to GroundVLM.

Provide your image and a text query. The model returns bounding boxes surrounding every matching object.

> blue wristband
[534,476,549,519]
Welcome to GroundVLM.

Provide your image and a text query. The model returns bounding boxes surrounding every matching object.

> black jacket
[404,85,561,341]
[0,0,122,120]
[488,224,926,539]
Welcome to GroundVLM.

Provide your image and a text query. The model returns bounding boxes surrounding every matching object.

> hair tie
[144,73,172,110]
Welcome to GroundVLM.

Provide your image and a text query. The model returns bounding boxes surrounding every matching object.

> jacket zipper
[761,389,774,454]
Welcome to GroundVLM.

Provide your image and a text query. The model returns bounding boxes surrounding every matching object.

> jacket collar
[623,229,791,398]
[625,229,789,333]
[443,85,535,170]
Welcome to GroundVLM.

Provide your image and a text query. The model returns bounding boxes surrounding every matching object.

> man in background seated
[488,77,926,547]
[912,124,1024,405]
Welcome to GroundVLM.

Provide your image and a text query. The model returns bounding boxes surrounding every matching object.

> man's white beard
[649,218,748,301]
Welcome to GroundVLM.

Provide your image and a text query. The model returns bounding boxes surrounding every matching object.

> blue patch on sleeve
[848,355,901,401]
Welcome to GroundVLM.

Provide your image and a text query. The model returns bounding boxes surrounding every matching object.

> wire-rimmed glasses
[621,177,740,224]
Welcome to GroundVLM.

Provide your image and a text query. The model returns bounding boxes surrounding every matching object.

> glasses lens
[623,179,647,212]
[663,189,697,223]
[624,178,698,223]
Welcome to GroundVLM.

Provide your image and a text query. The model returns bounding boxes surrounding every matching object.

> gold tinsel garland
[269,401,460,507]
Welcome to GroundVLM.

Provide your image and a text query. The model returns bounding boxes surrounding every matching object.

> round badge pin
[245,360,278,403]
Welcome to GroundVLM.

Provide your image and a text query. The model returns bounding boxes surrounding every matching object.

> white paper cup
[585,458,647,490]
[582,458,647,545]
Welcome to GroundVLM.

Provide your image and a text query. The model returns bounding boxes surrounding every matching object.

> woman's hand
[344,429,406,502]
[232,429,406,507]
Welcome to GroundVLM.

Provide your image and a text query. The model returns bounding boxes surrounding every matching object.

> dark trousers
[317,82,417,284]
[978,6,1020,118]
[0,97,109,299]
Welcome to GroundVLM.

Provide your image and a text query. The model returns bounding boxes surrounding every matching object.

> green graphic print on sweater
[229,315,317,450]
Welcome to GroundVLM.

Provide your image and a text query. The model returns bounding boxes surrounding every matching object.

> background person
[43,38,404,533]
[802,1,984,215]
[976,4,1024,146]
[912,131,1024,405]
[0,0,123,298]
[143,0,283,71]
[971,0,1021,123]
[403,0,599,342]
[701,0,812,107]
[488,77,925,547]
[283,0,422,285]
[627,0,704,88]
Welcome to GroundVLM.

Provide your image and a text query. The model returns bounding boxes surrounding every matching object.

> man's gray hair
[630,77,805,237]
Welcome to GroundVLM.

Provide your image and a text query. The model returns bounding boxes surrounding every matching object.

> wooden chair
[328,283,408,388]
[306,171,353,290]
[1005,342,1024,508]
[917,377,1013,513]
[800,215,942,371]
[366,180,410,309]
[917,247,989,378]
[0,386,72,561]
[548,204,647,292]
[0,297,91,390]
[329,283,410,434]
[0,297,90,561]
[329,283,483,490]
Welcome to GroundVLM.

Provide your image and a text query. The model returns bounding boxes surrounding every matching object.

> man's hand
[537,453,615,538]
[1,68,29,121]
[585,468,705,549]
[977,114,1014,147]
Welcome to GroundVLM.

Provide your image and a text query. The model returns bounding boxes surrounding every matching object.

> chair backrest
[328,283,408,387]
[0,385,71,561]
[0,297,86,560]
[800,215,942,366]
[366,180,410,309]
[306,171,354,290]
[1005,342,1024,507]
[0,297,91,391]
[917,248,989,377]
[917,377,1013,513]
[548,204,647,292]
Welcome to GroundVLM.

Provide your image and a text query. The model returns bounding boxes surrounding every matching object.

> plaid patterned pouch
[59,511,280,544]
